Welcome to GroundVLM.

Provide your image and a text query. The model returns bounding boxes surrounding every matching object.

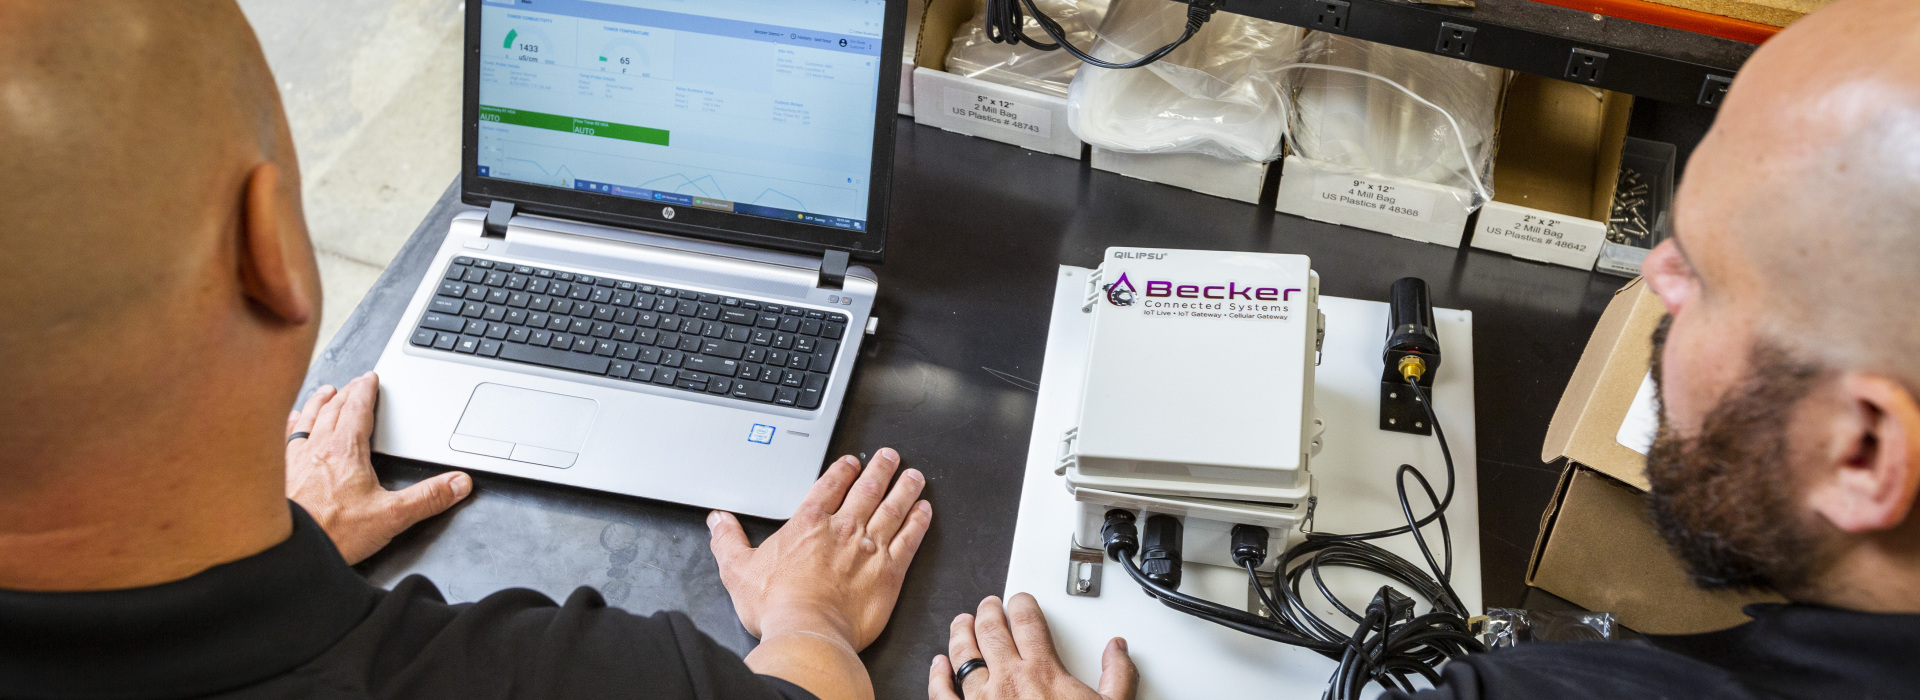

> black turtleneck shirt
[0,504,817,700]
[1388,603,1919,699]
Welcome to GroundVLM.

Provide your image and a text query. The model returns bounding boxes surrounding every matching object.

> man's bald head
[1678,0,1920,381]
[0,0,302,344]
[0,0,326,592]
[1645,0,1920,609]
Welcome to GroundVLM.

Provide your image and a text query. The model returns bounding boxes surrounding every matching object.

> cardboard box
[910,0,1085,159]
[1469,75,1634,270]
[1090,147,1273,204]
[899,0,927,116]
[1530,278,1784,635]
[1639,0,1830,27]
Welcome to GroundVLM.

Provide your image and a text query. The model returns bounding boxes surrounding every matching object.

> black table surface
[302,116,1643,698]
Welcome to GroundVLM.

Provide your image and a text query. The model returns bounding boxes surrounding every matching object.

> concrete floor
[238,0,465,354]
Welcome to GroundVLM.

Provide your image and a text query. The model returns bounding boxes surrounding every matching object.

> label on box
[1315,174,1437,222]
[1471,204,1606,269]
[944,87,1051,138]
[1616,372,1658,456]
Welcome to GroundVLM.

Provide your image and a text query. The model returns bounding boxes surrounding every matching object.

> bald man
[0,3,931,700]
[926,1,1920,699]
[1390,1,1920,697]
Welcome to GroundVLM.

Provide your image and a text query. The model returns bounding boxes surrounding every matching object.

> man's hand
[710,447,931,649]
[709,448,931,700]
[286,372,471,564]
[930,594,1137,700]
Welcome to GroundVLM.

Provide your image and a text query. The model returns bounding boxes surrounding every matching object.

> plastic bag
[1282,32,1508,206]
[946,0,1110,98]
[1474,608,1620,648]
[1065,0,1302,162]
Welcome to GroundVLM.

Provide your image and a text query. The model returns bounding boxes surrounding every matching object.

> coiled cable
[1102,375,1483,699]
[984,0,1219,70]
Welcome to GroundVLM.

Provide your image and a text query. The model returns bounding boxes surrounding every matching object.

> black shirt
[0,504,817,700]
[1390,604,1920,699]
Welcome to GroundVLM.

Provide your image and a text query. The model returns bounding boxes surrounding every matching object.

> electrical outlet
[1313,0,1352,33]
[1698,74,1733,107]
[1565,47,1608,84]
[1435,22,1476,58]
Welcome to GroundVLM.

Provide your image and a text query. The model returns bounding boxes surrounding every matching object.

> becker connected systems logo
[1103,270,1301,306]
[1104,272,1137,306]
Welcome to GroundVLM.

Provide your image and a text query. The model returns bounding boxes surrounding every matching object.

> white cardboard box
[909,0,1085,159]
[1090,148,1271,203]
[1274,155,1477,247]
[913,67,1084,158]
[1468,74,1634,269]
[899,57,918,117]
[898,0,926,116]
[1472,206,1609,269]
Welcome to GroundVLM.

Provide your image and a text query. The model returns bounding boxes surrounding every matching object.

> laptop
[371,0,904,519]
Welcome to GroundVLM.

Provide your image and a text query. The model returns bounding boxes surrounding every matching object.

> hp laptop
[372,0,903,519]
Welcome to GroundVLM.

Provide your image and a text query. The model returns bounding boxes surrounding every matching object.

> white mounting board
[1002,266,1480,700]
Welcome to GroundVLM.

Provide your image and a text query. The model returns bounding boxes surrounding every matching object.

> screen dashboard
[473,0,890,239]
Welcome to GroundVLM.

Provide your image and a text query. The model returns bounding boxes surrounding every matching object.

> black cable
[1102,373,1484,700]
[984,0,1219,70]
[1301,375,1457,543]
[1111,540,1345,655]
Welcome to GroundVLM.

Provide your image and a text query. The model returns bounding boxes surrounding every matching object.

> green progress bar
[479,105,669,147]
[503,29,518,49]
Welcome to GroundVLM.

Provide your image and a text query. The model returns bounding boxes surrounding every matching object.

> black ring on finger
[952,658,988,698]
[288,432,311,443]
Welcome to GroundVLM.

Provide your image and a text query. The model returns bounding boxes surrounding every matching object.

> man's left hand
[286,372,471,564]
[930,594,1137,700]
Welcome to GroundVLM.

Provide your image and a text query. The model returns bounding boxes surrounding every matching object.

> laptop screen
[464,0,898,259]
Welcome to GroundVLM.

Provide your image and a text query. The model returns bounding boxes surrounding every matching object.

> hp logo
[662,206,676,220]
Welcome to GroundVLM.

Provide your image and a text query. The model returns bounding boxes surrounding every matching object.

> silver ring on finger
[952,658,988,698]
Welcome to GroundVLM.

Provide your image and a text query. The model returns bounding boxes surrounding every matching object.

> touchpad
[449,383,597,469]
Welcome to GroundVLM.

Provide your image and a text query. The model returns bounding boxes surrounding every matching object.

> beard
[1645,315,1835,595]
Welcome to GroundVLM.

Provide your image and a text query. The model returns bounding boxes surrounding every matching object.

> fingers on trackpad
[449,383,597,468]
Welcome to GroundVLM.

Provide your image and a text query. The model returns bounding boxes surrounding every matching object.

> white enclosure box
[1061,248,1324,570]
[1062,248,1323,506]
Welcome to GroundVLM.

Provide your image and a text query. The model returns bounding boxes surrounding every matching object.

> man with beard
[1382,0,1920,696]
[926,0,1920,699]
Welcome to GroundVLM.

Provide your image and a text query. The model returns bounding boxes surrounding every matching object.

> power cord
[1102,373,1483,699]
[984,0,1221,70]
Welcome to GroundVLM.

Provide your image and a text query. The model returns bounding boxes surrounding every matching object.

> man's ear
[237,162,317,325]
[1808,373,1920,534]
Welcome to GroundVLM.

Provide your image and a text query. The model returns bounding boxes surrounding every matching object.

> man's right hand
[929,593,1137,700]
[709,448,931,700]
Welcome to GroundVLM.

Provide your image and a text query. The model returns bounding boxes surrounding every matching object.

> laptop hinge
[482,201,515,239]
[817,249,849,290]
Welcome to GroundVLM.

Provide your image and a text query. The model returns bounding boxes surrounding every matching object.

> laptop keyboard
[410,257,849,410]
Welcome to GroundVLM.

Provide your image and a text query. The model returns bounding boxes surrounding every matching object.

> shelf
[1222,0,1758,107]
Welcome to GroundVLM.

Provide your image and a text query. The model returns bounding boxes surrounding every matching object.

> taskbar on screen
[472,167,867,232]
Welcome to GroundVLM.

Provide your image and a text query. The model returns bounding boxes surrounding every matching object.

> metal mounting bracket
[1066,540,1105,597]
[483,201,515,239]
[1248,568,1278,617]
[817,249,849,289]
